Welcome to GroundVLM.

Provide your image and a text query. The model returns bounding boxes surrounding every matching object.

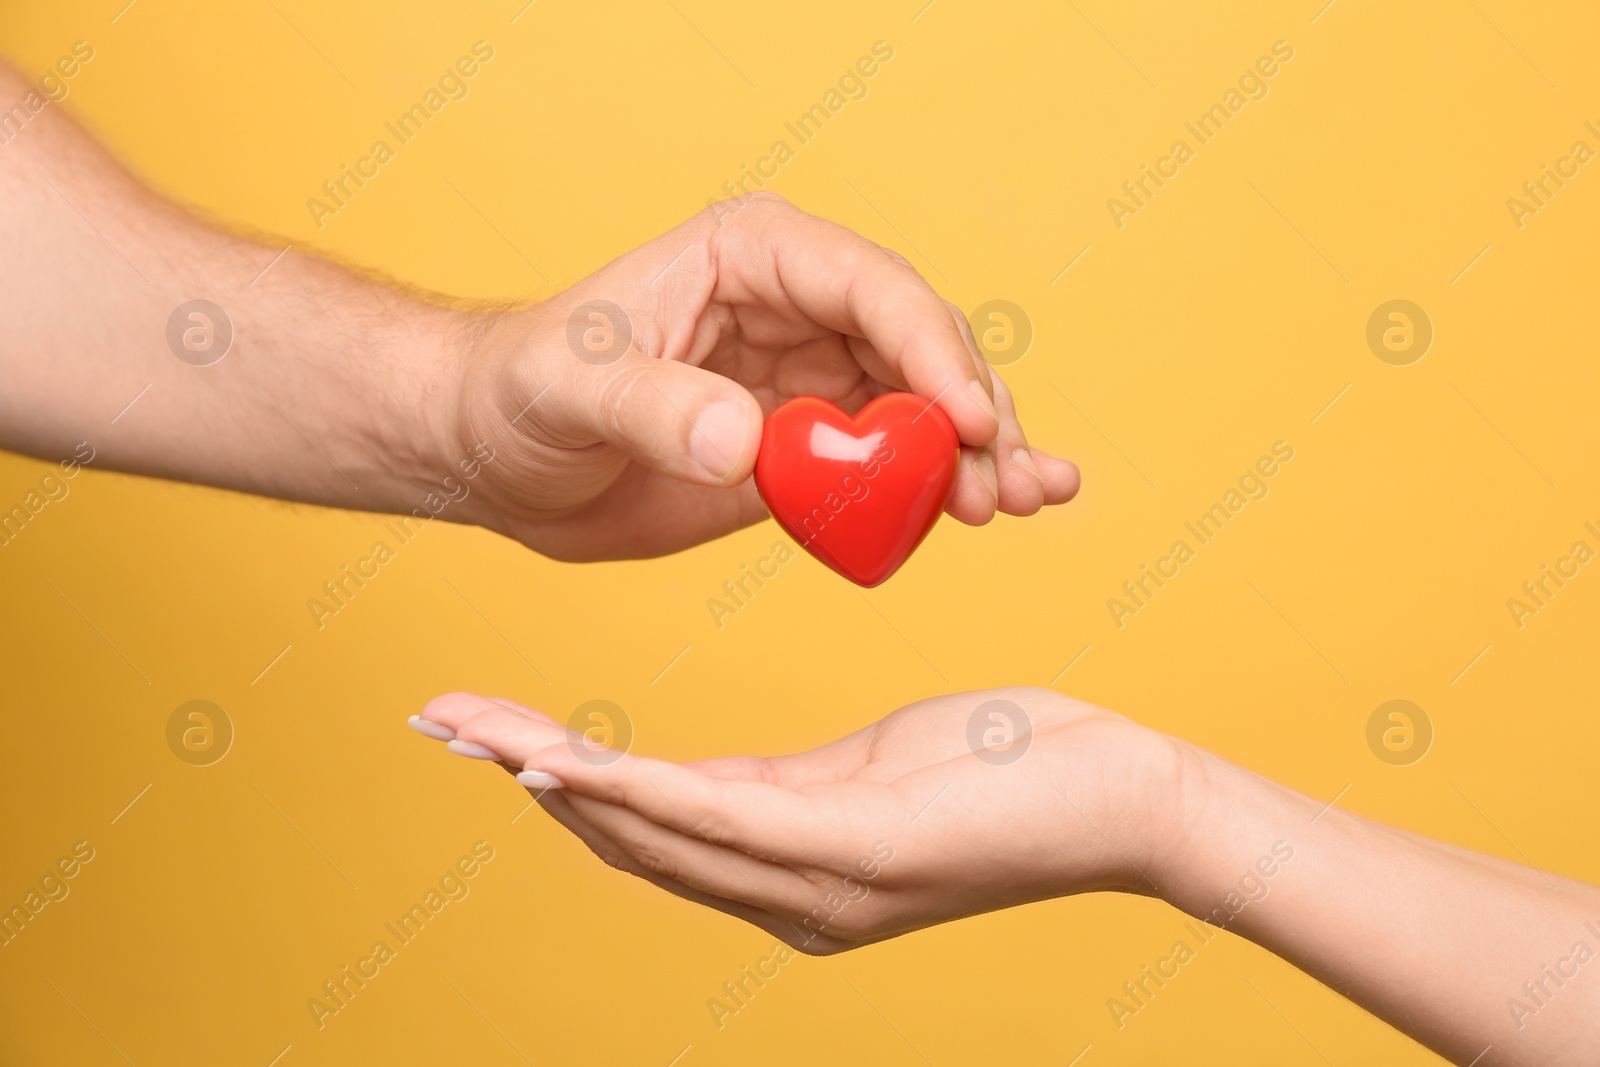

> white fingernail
[447,740,499,760]
[408,715,455,742]
[516,769,566,790]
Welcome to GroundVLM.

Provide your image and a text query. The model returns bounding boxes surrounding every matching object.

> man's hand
[0,50,1075,562]
[451,194,1080,560]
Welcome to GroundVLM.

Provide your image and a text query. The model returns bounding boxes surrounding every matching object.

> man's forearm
[0,59,471,515]
[1157,745,1600,1066]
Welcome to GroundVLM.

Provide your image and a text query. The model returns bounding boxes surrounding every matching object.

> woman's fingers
[534,788,846,950]
[449,705,574,762]
[410,692,563,768]
[686,718,883,789]
[552,790,869,952]
[559,791,830,919]
[412,691,869,806]
[407,692,887,953]
[521,743,828,864]
[416,703,835,868]
[408,696,851,947]
[414,691,559,735]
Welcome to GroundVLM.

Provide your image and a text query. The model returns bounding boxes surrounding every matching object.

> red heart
[753,393,959,587]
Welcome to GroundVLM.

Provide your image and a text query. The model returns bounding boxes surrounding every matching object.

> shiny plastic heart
[754,394,959,587]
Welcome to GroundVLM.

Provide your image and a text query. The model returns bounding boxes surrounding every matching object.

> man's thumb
[570,355,763,487]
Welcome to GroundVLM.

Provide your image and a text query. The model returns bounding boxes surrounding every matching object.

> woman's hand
[410,686,1185,953]
[412,688,1600,1065]
[448,195,1080,561]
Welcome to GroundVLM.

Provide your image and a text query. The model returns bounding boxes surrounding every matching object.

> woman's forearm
[0,59,468,514]
[1158,744,1600,1066]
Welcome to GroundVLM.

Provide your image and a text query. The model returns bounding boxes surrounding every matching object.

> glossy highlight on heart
[753,393,959,587]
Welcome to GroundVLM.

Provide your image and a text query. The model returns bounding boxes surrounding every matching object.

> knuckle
[419,691,489,726]
[748,190,790,210]
[591,775,637,810]
[838,246,899,321]
[731,190,790,216]
[864,243,911,280]
[594,845,631,873]
[880,246,914,271]
[688,809,737,848]
[453,707,523,746]
[591,360,650,438]
[703,191,791,233]
[626,840,679,881]
[673,777,737,843]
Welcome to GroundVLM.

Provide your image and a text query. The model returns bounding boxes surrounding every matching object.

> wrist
[1145,739,1312,924]
[243,249,484,517]
[436,302,553,538]
[1047,711,1225,901]
[357,296,482,513]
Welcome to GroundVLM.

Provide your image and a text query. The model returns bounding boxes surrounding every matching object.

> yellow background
[3,1,1599,1063]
